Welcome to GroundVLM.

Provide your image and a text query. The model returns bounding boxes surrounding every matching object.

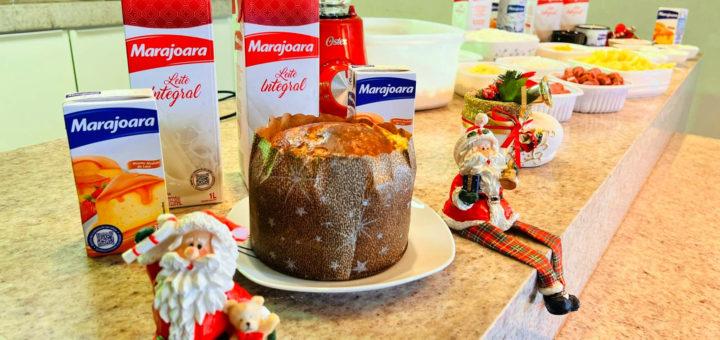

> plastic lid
[321,0,351,18]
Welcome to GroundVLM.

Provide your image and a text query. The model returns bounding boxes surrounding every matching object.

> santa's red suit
[441,174,518,230]
[145,262,263,340]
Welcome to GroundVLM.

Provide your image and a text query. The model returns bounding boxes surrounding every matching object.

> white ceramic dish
[496,56,570,78]
[655,44,700,60]
[554,75,630,113]
[531,80,583,122]
[463,29,539,61]
[614,45,687,64]
[228,197,455,293]
[454,62,509,96]
[569,60,673,98]
[537,42,594,61]
[364,18,465,110]
[495,111,564,168]
[608,38,652,47]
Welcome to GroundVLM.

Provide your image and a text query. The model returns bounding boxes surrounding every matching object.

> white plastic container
[555,76,630,113]
[537,42,594,61]
[364,18,465,110]
[496,55,570,77]
[531,80,583,121]
[463,28,539,60]
[455,62,510,96]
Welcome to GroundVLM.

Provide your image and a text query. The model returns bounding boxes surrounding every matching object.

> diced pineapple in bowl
[455,62,511,96]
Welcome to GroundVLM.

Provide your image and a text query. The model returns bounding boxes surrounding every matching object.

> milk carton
[453,0,493,31]
[234,0,320,180]
[63,89,169,257]
[654,7,688,45]
[121,0,222,208]
[560,0,589,31]
[347,66,416,134]
[498,0,528,33]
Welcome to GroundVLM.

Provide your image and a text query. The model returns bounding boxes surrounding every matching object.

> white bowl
[608,39,653,47]
[531,81,583,122]
[655,44,700,60]
[569,60,673,98]
[496,56,571,78]
[554,75,630,113]
[364,18,465,110]
[537,42,594,61]
[462,28,539,61]
[454,62,509,96]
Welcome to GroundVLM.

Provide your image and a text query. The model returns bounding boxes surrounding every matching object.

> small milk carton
[233,0,320,180]
[654,7,688,45]
[63,89,169,257]
[347,66,417,134]
[121,0,222,208]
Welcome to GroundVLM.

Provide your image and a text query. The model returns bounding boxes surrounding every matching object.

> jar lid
[576,24,610,31]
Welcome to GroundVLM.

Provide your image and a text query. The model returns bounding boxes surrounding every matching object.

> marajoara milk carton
[121,0,222,207]
[63,89,169,257]
[347,66,417,134]
[233,0,320,180]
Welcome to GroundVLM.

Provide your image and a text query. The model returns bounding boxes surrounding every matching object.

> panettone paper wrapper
[248,115,417,281]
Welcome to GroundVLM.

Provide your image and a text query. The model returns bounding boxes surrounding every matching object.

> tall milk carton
[63,89,169,257]
[233,0,320,180]
[121,0,222,208]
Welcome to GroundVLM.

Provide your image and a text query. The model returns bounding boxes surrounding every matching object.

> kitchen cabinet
[0,30,77,152]
[69,26,130,91]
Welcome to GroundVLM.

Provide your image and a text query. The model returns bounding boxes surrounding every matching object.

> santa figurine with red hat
[441,113,580,315]
[127,211,279,340]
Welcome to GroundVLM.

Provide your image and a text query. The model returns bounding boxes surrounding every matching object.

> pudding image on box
[233,0,320,180]
[121,0,222,208]
[654,7,688,45]
[63,89,169,257]
[347,66,416,133]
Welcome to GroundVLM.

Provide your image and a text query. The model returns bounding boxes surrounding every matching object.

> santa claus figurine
[127,211,279,340]
[441,114,580,315]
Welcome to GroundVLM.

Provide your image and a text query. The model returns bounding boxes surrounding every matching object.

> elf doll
[441,114,580,315]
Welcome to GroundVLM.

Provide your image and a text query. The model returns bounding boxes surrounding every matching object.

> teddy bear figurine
[226,296,280,340]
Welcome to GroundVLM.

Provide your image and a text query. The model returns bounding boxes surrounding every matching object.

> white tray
[227,197,455,293]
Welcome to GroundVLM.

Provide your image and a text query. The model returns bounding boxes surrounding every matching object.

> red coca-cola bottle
[319,0,367,117]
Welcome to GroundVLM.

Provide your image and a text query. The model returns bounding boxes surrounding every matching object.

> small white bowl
[531,81,583,122]
[553,74,630,113]
[655,44,700,60]
[568,60,673,98]
[608,39,653,47]
[454,62,509,96]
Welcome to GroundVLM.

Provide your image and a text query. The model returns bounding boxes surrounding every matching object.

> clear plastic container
[363,18,465,110]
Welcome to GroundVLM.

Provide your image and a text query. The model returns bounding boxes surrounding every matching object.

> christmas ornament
[124,211,280,340]
[462,70,561,168]
[441,114,580,315]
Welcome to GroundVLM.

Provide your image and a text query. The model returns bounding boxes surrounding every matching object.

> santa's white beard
[459,151,505,176]
[154,251,236,340]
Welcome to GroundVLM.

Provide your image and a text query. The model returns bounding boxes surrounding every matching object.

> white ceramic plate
[228,197,455,293]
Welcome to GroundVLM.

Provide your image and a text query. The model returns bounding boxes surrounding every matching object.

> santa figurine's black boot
[543,291,580,315]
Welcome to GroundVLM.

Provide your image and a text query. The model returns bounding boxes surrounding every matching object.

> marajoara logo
[126,34,215,73]
[244,31,318,67]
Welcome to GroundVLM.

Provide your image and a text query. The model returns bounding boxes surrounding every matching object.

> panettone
[249,114,416,280]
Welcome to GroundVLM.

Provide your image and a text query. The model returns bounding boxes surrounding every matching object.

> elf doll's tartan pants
[456,220,565,290]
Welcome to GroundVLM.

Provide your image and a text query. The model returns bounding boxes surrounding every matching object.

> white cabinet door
[69,27,130,92]
[0,30,77,152]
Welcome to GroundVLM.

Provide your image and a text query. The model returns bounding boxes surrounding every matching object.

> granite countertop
[0,61,701,338]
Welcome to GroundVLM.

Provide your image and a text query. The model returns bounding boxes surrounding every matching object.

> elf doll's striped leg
[513,221,565,286]
[456,222,562,292]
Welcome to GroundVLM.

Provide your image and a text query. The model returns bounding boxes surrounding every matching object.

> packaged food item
[550,29,587,44]
[248,114,415,280]
[452,0,494,31]
[523,0,537,34]
[347,66,416,133]
[653,7,688,45]
[561,0,589,31]
[575,24,609,46]
[63,89,169,257]
[121,0,222,208]
[497,0,528,33]
[534,0,564,41]
[490,1,500,28]
[234,0,320,181]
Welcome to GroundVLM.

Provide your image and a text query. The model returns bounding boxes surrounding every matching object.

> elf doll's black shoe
[543,291,580,315]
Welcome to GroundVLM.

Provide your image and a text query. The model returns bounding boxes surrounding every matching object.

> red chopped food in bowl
[560,67,624,86]
[549,82,571,94]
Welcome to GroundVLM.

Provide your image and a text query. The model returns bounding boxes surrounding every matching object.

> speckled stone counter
[0,61,699,339]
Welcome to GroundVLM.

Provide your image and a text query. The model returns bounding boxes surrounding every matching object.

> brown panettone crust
[249,114,416,280]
